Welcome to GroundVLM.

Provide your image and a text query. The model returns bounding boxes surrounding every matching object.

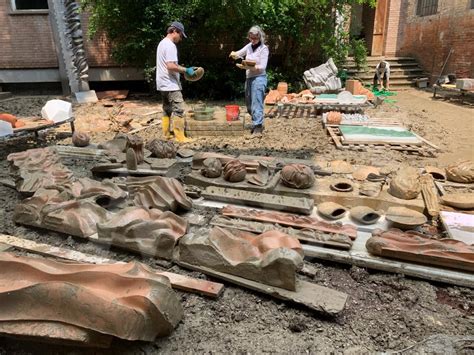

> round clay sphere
[71,131,90,147]
[146,139,177,159]
[280,164,315,189]
[223,160,246,182]
[201,158,223,178]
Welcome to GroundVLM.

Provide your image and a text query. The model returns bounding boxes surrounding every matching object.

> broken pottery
[127,176,193,212]
[350,206,382,225]
[442,193,474,210]
[7,148,74,195]
[424,166,447,181]
[192,152,234,170]
[126,148,138,170]
[419,174,440,217]
[223,160,246,182]
[98,133,128,153]
[366,228,474,272]
[97,208,187,260]
[385,206,427,228]
[0,253,183,346]
[329,160,353,174]
[126,135,144,164]
[389,166,421,200]
[446,160,474,183]
[359,181,382,197]
[248,161,271,186]
[146,139,177,159]
[201,157,223,178]
[352,166,380,181]
[177,227,303,291]
[71,131,91,147]
[330,181,354,192]
[280,164,315,189]
[317,202,348,220]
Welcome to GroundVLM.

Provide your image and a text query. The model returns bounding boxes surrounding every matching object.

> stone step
[346,56,417,63]
[344,62,421,70]
[345,67,425,75]
[350,74,426,81]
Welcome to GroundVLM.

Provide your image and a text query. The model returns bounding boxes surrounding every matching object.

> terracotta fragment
[71,131,91,147]
[221,205,357,239]
[350,206,382,225]
[177,227,303,291]
[192,152,234,170]
[446,160,474,183]
[126,135,144,164]
[280,164,315,189]
[7,148,74,194]
[326,111,342,125]
[442,193,474,210]
[317,202,348,220]
[146,139,177,159]
[389,166,421,200]
[366,228,474,272]
[385,206,427,228]
[248,161,271,186]
[97,207,187,260]
[329,160,353,174]
[0,253,183,345]
[419,174,440,217]
[424,166,446,181]
[98,133,128,153]
[352,166,380,181]
[359,181,382,197]
[126,147,138,170]
[223,159,246,182]
[201,157,223,178]
[127,176,193,212]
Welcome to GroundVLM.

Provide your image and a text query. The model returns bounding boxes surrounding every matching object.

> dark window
[416,0,438,16]
[471,0,474,9]
[13,0,48,10]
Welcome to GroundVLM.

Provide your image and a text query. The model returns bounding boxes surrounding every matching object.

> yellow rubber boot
[172,116,193,143]
[162,116,172,140]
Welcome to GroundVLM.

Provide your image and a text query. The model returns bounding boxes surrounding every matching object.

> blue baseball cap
[170,21,187,38]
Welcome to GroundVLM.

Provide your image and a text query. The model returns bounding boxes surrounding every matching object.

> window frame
[471,0,474,10]
[416,0,439,17]
[9,0,49,15]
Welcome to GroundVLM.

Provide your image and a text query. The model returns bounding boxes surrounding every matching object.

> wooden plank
[303,232,474,288]
[202,186,314,215]
[327,127,344,150]
[177,261,348,316]
[0,234,224,298]
[412,133,441,151]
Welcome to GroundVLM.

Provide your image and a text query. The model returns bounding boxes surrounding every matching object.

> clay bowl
[184,67,205,82]
[330,181,353,192]
[385,207,427,229]
[442,193,474,210]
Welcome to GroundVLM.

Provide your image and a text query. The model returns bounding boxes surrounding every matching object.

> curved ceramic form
[350,206,382,225]
[318,202,348,220]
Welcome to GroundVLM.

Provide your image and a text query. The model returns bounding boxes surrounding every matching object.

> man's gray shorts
[161,90,184,117]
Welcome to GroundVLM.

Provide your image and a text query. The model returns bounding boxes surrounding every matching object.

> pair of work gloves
[229,51,254,70]
[185,67,197,76]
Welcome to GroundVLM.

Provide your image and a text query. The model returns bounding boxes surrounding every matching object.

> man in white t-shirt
[373,60,391,91]
[156,21,195,142]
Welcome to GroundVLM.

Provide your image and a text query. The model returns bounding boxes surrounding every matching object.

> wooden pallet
[266,103,367,119]
[322,116,404,128]
[326,126,439,156]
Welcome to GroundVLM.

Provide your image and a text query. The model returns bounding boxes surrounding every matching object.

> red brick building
[351,0,473,81]
[1,0,473,87]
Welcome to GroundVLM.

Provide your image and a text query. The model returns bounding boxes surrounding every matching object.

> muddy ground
[0,90,473,354]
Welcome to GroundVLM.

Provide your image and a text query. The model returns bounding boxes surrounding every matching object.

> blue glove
[185,67,195,76]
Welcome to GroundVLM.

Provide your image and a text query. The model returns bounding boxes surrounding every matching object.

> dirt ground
[0,89,473,354]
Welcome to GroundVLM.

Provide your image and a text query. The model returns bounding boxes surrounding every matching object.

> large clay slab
[177,227,304,291]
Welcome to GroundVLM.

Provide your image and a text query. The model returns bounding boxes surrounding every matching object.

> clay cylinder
[445,160,474,183]
[277,82,288,95]
[317,202,347,220]
[201,158,223,178]
[126,148,137,170]
[350,206,381,225]
[223,160,246,182]
[280,164,315,189]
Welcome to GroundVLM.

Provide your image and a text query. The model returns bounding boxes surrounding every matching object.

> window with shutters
[10,0,48,11]
[416,0,438,17]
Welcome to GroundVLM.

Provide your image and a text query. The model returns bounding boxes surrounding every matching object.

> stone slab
[74,90,99,104]
[187,131,244,137]
[202,186,314,215]
[177,261,348,316]
[185,170,280,193]
[440,211,474,245]
[303,232,474,288]
[0,234,224,298]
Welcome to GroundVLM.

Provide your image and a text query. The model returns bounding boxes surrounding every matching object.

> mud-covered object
[146,139,177,159]
[201,158,223,178]
[71,131,90,147]
[280,164,315,189]
[446,160,474,183]
[389,166,421,200]
[223,160,246,182]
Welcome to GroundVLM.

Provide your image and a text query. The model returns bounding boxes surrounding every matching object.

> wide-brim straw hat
[184,67,205,82]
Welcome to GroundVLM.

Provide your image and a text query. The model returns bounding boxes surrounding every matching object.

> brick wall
[81,13,116,67]
[0,2,57,68]
[397,0,474,80]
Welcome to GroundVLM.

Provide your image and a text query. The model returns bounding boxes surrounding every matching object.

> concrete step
[344,62,421,70]
[351,74,426,81]
[0,92,12,101]
[346,56,417,63]
[345,67,425,74]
